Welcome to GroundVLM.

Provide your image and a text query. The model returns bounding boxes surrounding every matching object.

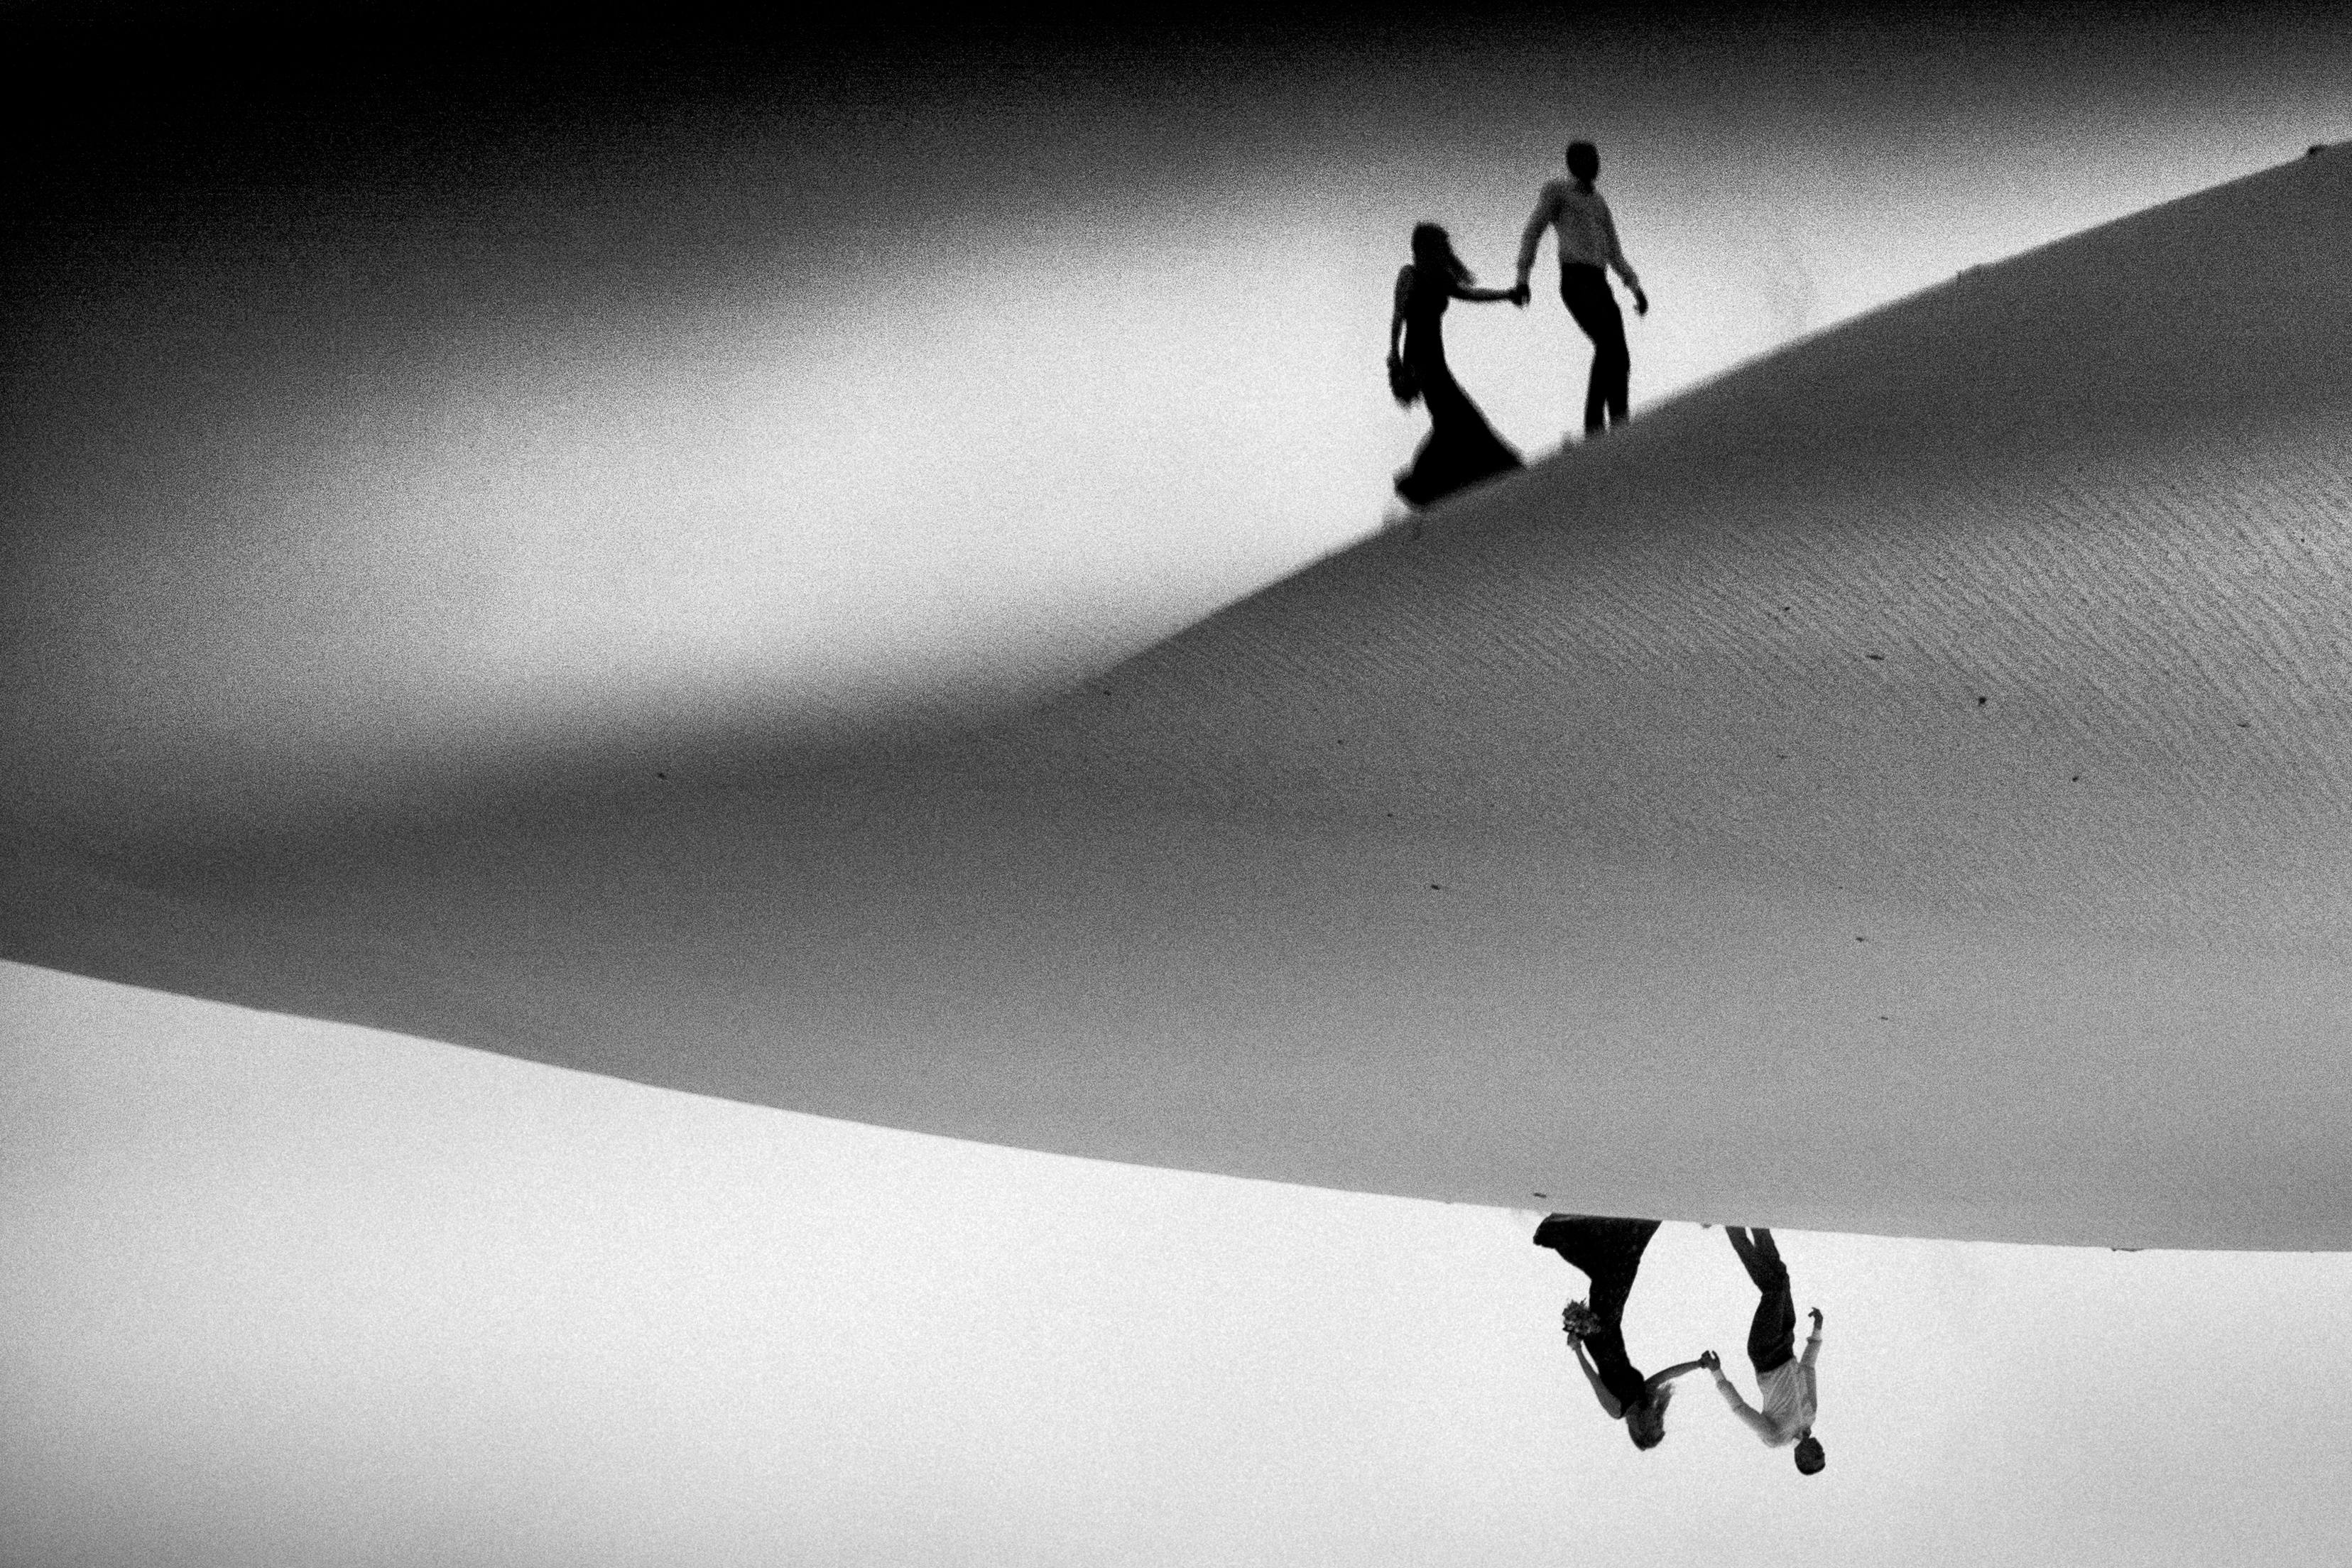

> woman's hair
[1409,222,1473,286]
[1624,1383,1673,1449]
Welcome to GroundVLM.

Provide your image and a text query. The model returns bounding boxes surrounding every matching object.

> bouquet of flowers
[1386,352,1420,408]
[1560,1300,1604,1341]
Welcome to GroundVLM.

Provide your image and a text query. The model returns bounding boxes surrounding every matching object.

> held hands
[1509,281,1531,308]
[1633,286,1650,316]
[1809,1308,1825,1331]
[1699,1350,1721,1372]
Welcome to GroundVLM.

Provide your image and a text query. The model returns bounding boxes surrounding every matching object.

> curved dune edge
[6,149,2351,1251]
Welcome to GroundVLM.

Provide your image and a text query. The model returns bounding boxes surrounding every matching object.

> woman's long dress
[1533,1213,1662,1416]
[1395,264,1523,507]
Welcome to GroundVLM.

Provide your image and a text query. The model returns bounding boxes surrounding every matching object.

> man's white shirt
[1713,1332,1821,1445]
[1516,180,1640,288]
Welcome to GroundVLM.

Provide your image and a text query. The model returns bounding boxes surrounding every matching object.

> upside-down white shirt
[1713,1332,1821,1445]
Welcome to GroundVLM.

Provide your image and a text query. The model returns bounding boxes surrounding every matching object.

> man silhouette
[1512,140,1648,438]
[1705,1226,1826,1474]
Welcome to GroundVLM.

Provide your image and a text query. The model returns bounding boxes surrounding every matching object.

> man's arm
[1599,203,1648,314]
[1801,1307,1824,1368]
[1711,1368,1776,1440]
[1515,184,1561,290]
[1599,205,1638,289]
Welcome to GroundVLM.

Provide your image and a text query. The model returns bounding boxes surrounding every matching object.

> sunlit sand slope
[9,150,2350,1248]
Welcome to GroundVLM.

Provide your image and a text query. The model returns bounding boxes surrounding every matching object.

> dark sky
[13,1,2336,207]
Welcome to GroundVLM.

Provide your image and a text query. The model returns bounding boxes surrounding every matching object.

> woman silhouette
[1534,1214,1709,1449]
[1388,222,1523,509]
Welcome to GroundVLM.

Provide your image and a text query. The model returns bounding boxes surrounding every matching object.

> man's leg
[1725,1225,1770,1287]
[1559,266,1629,436]
[1735,1228,1797,1375]
[1589,308,1630,430]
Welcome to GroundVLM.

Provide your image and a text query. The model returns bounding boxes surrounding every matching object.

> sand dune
[7,148,2350,1249]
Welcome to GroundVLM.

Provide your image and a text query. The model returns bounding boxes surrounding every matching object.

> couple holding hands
[1388,140,1650,509]
[1537,1214,1827,1474]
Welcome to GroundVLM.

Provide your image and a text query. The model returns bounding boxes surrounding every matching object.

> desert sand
[6,148,2349,1249]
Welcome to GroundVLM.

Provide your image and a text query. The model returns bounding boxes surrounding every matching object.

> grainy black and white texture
[6,4,2352,1564]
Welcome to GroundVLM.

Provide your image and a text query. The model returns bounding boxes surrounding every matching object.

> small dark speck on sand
[1976,695,1988,707]
[1534,1192,1548,1199]
[2238,721,2253,729]
[1430,883,1443,891]
[1856,935,1867,942]
[657,771,668,779]
[1878,1016,1890,1021]
[1866,652,1885,661]
[2071,774,2081,782]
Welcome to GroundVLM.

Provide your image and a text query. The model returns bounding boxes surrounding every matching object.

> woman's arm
[1390,266,1412,360]
[1454,283,1520,303]
[1572,1341,1625,1419]
[1645,1358,1709,1390]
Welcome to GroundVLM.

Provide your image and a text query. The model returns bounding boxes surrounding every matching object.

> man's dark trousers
[1728,1226,1797,1375]
[1559,262,1630,432]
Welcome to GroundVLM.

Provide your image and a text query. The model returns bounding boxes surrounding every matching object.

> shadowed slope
[8,150,2351,1248]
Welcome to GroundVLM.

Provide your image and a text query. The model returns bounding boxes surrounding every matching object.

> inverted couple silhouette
[1389,139,1649,511]
[1534,1214,1826,1474]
